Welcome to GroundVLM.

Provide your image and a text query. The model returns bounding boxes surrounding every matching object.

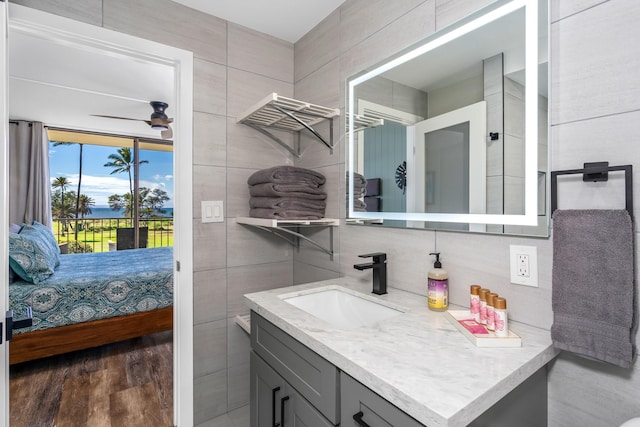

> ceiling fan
[92,101,174,139]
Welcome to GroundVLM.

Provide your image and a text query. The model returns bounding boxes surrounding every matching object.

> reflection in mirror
[347,0,549,236]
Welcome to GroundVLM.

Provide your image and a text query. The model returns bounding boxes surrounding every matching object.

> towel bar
[551,162,633,218]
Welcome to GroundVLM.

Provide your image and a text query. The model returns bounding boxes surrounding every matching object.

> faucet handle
[358,252,387,262]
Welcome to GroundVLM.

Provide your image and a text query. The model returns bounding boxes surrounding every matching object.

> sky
[49,143,174,208]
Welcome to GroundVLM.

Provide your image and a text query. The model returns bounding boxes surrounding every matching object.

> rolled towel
[249,182,327,200]
[250,196,326,211]
[248,166,326,187]
[250,208,324,220]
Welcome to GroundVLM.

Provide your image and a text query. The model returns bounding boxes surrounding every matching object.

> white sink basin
[282,287,404,330]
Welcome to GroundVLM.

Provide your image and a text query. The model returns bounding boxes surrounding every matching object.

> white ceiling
[9,28,175,139]
[170,0,346,43]
[8,1,346,139]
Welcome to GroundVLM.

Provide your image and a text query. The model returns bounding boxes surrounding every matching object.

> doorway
[4,4,193,426]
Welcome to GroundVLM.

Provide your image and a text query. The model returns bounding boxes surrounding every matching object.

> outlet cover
[509,245,538,287]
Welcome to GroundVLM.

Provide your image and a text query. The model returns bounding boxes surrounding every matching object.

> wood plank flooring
[10,331,173,427]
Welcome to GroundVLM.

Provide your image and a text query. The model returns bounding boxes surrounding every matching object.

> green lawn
[53,218,174,253]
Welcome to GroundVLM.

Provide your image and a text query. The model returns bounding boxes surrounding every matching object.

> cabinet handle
[353,411,371,427]
[271,387,280,427]
[278,396,290,427]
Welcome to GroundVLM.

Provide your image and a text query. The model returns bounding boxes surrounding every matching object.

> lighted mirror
[347,0,549,236]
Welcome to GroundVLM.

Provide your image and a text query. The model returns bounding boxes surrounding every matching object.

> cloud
[52,174,174,208]
[62,173,130,206]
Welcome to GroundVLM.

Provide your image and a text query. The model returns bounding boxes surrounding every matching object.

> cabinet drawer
[251,312,339,424]
[340,373,423,427]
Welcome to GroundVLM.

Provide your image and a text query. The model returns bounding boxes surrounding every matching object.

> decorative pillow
[20,221,61,267]
[9,232,56,284]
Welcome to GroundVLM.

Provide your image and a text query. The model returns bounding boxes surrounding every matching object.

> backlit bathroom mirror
[346,0,549,236]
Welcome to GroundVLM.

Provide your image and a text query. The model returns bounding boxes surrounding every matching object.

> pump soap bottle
[428,252,448,311]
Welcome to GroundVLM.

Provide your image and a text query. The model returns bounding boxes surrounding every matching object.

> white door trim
[5,5,194,426]
[1,2,10,426]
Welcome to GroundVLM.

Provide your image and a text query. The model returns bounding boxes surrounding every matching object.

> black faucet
[354,252,387,295]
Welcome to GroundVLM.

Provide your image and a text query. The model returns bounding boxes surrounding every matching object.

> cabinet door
[252,351,334,427]
[285,386,334,427]
[340,373,423,427]
[251,351,287,427]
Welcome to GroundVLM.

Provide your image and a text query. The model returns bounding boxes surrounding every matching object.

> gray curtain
[9,121,52,227]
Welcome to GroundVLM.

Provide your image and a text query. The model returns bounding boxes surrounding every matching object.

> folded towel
[249,183,327,200]
[351,188,366,198]
[551,209,635,368]
[349,172,367,187]
[250,208,324,220]
[353,199,367,212]
[250,196,326,211]
[248,166,325,187]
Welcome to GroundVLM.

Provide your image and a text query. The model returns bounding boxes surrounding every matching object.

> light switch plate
[509,245,538,287]
[201,200,224,223]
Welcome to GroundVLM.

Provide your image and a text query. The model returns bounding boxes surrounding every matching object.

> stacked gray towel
[248,166,327,220]
[551,209,635,368]
[347,172,367,212]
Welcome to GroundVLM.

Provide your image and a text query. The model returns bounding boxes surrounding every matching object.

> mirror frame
[347,0,541,226]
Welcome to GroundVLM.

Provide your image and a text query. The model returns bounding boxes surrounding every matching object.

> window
[48,129,173,253]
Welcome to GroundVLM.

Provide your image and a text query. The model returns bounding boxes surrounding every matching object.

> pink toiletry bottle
[478,288,490,325]
[470,285,481,321]
[486,292,498,331]
[494,297,509,337]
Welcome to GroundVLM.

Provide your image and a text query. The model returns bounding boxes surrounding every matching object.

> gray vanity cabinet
[251,312,340,425]
[251,351,333,427]
[340,372,423,427]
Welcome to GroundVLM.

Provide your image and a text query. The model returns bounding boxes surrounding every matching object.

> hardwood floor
[10,331,173,427]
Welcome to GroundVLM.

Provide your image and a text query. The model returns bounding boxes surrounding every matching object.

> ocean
[85,207,174,218]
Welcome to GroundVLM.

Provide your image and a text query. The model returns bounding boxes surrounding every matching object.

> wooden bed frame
[9,306,173,365]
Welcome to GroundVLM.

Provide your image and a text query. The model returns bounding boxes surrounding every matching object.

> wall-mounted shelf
[237,93,340,158]
[236,216,339,259]
[349,114,384,133]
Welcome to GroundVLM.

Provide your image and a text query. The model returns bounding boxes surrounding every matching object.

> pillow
[20,221,61,267]
[9,232,56,284]
[9,223,21,234]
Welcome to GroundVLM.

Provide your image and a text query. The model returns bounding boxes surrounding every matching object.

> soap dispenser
[428,252,449,311]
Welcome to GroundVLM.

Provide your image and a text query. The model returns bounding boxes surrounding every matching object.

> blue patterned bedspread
[9,247,173,333]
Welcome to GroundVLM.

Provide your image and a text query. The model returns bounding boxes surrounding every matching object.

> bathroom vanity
[245,278,557,426]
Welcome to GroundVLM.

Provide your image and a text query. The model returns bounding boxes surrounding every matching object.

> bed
[9,246,173,365]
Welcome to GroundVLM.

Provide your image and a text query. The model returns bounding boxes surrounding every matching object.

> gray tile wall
[11,0,295,424]
[294,0,640,426]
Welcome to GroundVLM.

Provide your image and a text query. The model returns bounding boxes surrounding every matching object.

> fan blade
[91,114,146,122]
[161,125,173,139]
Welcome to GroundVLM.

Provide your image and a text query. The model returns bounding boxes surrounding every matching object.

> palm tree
[52,176,71,209]
[51,176,71,235]
[77,194,95,219]
[104,147,148,197]
[53,141,85,239]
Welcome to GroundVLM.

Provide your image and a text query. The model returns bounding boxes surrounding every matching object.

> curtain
[9,121,52,227]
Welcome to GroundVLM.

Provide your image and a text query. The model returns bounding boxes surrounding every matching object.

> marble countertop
[244,278,558,427]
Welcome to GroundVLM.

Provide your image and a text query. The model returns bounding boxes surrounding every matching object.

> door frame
[1,1,9,426]
[3,5,194,426]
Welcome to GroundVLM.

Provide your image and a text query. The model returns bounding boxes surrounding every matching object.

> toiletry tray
[445,310,522,348]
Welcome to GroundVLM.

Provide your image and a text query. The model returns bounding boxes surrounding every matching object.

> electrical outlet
[510,245,538,287]
[517,254,530,277]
